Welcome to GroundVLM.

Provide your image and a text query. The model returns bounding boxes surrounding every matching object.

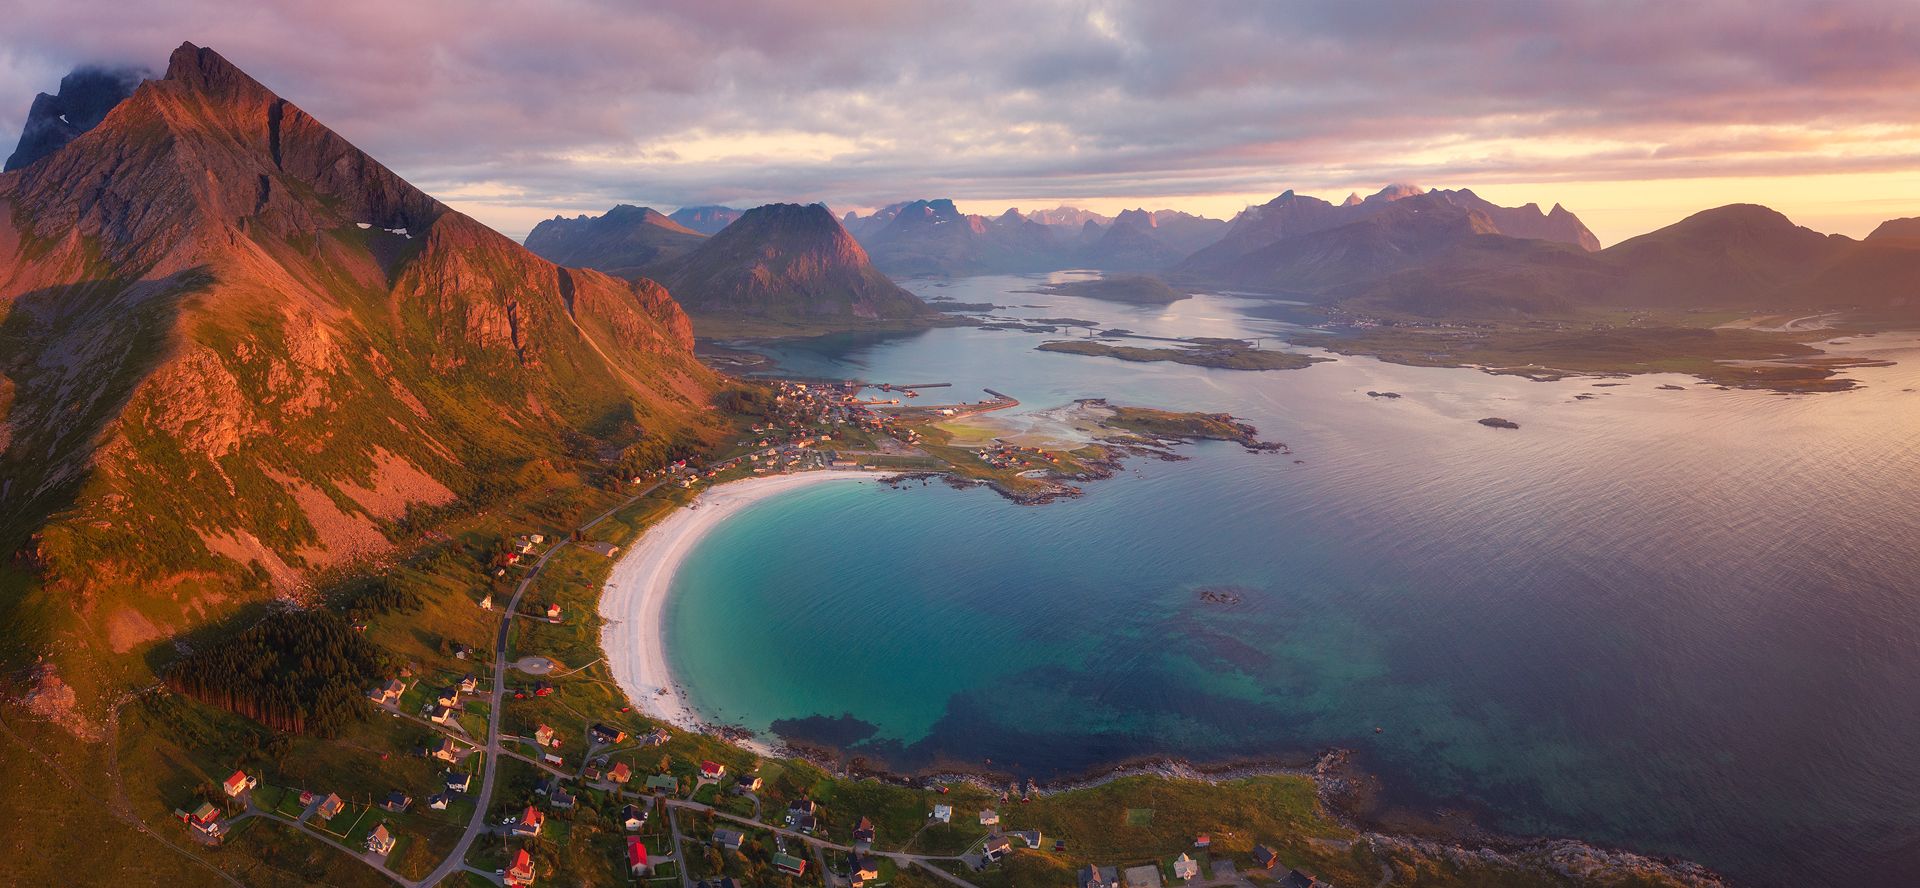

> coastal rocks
[1658,384,1687,390]
[1365,390,1402,399]
[1478,417,1521,429]
[1195,586,1247,605]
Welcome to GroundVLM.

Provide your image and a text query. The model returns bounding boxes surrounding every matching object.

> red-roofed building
[222,769,256,798]
[626,837,650,875]
[505,848,536,886]
[609,761,632,784]
[699,760,725,780]
[513,805,545,837]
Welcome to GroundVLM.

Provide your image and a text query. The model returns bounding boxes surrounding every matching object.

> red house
[505,848,537,886]
[626,837,650,875]
[699,760,725,780]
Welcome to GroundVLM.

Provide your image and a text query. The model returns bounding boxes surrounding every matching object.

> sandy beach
[599,470,881,738]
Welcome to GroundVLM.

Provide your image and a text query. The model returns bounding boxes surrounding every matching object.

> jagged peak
[164,42,274,104]
[1342,192,1363,207]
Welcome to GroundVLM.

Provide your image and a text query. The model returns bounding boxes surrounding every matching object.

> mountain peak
[1365,183,1426,204]
[164,42,272,102]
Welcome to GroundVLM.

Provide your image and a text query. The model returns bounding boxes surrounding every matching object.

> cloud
[2,0,1916,239]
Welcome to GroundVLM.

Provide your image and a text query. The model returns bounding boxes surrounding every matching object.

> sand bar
[600,470,880,737]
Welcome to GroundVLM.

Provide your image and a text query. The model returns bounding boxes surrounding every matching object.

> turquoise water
[662,274,1920,887]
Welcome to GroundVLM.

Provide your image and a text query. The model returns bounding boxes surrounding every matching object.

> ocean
[661,273,1920,886]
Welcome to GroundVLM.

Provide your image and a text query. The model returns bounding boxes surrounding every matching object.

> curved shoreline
[599,470,883,746]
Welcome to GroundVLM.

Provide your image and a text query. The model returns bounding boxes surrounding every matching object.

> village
[147,375,1336,888]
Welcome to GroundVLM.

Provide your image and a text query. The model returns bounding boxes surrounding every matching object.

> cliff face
[658,202,933,321]
[0,43,717,684]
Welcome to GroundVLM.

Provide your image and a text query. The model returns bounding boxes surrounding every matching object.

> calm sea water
[663,273,1920,887]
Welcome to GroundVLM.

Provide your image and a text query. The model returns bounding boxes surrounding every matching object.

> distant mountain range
[652,203,933,322]
[1180,189,1920,319]
[668,204,745,235]
[0,44,718,658]
[526,201,932,324]
[839,199,1230,275]
[525,204,707,275]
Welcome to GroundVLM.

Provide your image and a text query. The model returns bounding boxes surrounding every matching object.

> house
[1280,869,1326,888]
[512,805,545,837]
[646,774,678,793]
[432,739,460,763]
[534,724,557,748]
[1193,834,1211,849]
[1172,854,1199,882]
[540,752,564,768]
[699,760,725,780]
[1251,845,1279,870]
[984,835,1012,862]
[713,828,745,852]
[479,592,494,610]
[221,769,256,798]
[733,773,762,792]
[532,681,553,697]
[457,673,478,694]
[931,804,953,823]
[851,856,882,887]
[184,801,222,834]
[642,728,671,747]
[545,603,562,622]
[427,793,450,811]
[429,704,457,725]
[1079,865,1120,888]
[773,852,807,876]
[435,686,461,707]
[793,813,817,834]
[382,791,412,813]
[1015,829,1044,848]
[608,761,632,784]
[369,678,405,705]
[979,808,999,827]
[852,816,875,847]
[367,824,396,855]
[619,804,647,831]
[1123,864,1164,888]
[505,848,537,887]
[788,798,816,817]
[315,793,345,821]
[590,724,627,745]
[550,788,576,810]
[626,837,650,875]
[445,770,473,793]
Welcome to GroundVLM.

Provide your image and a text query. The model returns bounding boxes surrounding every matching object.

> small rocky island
[1479,417,1522,429]
[1035,273,1190,304]
[1039,337,1326,371]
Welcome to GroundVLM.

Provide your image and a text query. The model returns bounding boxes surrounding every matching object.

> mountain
[1867,217,1920,243]
[1597,204,1844,309]
[655,202,934,322]
[843,199,1225,274]
[0,44,719,690]
[1175,184,1600,285]
[1080,209,1229,271]
[525,204,707,275]
[4,65,147,171]
[1339,203,1920,319]
[668,204,745,234]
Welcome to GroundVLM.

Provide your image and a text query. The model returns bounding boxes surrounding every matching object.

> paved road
[417,483,664,888]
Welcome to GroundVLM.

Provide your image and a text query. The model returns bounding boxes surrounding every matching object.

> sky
[2,0,1916,246]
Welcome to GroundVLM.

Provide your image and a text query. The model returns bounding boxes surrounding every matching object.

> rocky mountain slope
[0,43,719,698]
[524,203,708,275]
[655,202,934,321]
